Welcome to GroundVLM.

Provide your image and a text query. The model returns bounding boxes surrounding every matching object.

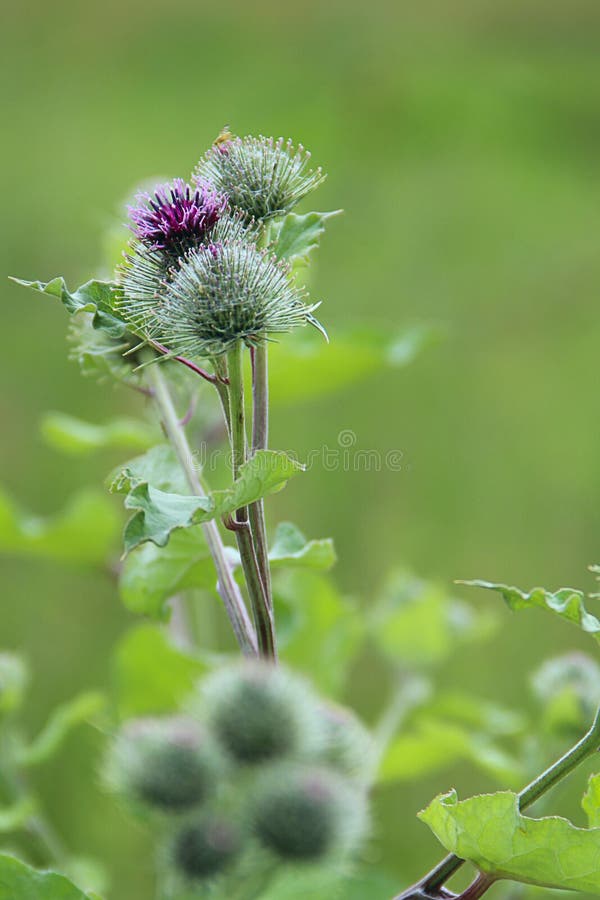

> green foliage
[461,580,600,643]
[269,522,336,571]
[114,450,304,554]
[0,486,119,566]
[41,412,156,456]
[269,210,341,265]
[111,625,208,719]
[0,798,37,833]
[259,866,398,900]
[19,691,105,767]
[419,789,600,894]
[0,653,30,714]
[583,774,600,828]
[0,854,99,900]
[12,277,125,339]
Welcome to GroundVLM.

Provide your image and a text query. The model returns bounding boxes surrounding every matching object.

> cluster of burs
[105,663,372,893]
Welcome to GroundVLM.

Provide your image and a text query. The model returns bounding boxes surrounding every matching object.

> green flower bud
[202,662,322,765]
[106,717,219,812]
[317,703,373,781]
[251,765,367,862]
[171,814,241,880]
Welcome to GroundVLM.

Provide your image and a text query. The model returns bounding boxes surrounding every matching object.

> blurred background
[2,0,600,896]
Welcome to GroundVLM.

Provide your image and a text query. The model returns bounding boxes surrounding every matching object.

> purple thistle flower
[127,178,227,261]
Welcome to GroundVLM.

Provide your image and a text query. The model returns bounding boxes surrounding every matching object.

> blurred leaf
[370,570,497,669]
[260,865,397,899]
[63,858,108,898]
[12,276,126,339]
[427,691,526,737]
[0,487,119,566]
[583,774,600,828]
[20,691,105,767]
[461,580,600,643]
[274,570,362,696]
[379,717,522,785]
[112,624,208,718]
[269,210,341,264]
[269,521,336,571]
[117,450,304,554]
[41,412,156,456]
[0,653,30,714]
[119,529,214,620]
[0,853,99,899]
[67,314,141,386]
[531,653,600,738]
[0,797,36,833]
[267,325,441,407]
[419,789,600,893]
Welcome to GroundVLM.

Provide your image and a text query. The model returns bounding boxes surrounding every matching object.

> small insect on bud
[194,134,326,221]
[317,703,374,781]
[251,766,367,862]
[171,814,241,880]
[106,717,219,813]
[202,662,321,765]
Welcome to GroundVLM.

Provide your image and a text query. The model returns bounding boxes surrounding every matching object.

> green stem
[249,342,273,609]
[148,363,257,656]
[227,343,277,660]
[398,705,600,898]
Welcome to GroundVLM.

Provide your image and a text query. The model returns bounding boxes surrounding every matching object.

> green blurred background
[2,0,600,896]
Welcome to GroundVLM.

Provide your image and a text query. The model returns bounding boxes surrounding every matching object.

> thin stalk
[396,705,600,898]
[458,874,495,900]
[249,342,272,609]
[147,363,257,656]
[227,343,277,660]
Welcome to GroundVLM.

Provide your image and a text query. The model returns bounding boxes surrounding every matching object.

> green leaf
[274,570,362,696]
[583,774,600,828]
[0,797,36,833]
[269,522,336,571]
[370,569,497,668]
[531,653,600,738]
[0,487,120,566]
[269,210,341,264]
[108,444,188,494]
[460,580,600,643]
[268,324,441,407]
[12,276,126,339]
[41,412,156,456]
[119,529,215,620]
[111,624,208,718]
[118,450,304,554]
[0,853,98,900]
[419,789,600,894]
[0,654,30,714]
[20,691,105,767]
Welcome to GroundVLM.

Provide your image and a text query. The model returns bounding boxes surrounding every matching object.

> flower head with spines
[194,134,326,222]
[152,240,322,359]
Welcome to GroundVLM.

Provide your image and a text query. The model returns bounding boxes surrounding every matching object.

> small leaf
[460,580,600,643]
[118,450,304,554]
[583,774,600,828]
[0,853,98,899]
[420,789,600,894]
[0,797,37,833]
[270,210,341,264]
[20,692,105,767]
[269,522,336,571]
[108,444,188,494]
[12,276,126,339]
[0,653,30,714]
[379,718,522,786]
[41,412,156,456]
[111,624,208,718]
[0,487,120,566]
[119,529,214,620]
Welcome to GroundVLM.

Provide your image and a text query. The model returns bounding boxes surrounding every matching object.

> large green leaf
[19,691,105,767]
[419,790,600,894]
[460,580,600,643]
[269,210,341,264]
[12,277,126,339]
[116,450,304,554]
[111,625,208,718]
[41,412,156,456]
[379,717,522,786]
[267,325,441,406]
[0,853,98,900]
[0,487,119,566]
[370,570,497,669]
[119,529,215,620]
[269,521,336,571]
